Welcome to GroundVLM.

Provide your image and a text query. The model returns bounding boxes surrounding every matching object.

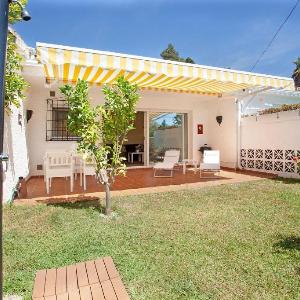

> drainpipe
[7,185,18,205]
[235,98,241,171]
[7,177,27,204]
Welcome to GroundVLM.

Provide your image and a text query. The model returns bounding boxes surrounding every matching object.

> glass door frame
[144,110,190,166]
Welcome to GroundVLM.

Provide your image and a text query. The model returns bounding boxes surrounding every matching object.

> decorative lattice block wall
[240,148,300,177]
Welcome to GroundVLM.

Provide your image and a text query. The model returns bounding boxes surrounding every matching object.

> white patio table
[180,159,199,174]
[128,151,144,163]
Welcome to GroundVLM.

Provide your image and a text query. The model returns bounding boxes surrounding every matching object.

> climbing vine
[5,0,29,111]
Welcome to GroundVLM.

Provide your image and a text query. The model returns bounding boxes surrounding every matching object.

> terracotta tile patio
[15,167,276,205]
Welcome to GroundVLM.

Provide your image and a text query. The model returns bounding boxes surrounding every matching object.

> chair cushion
[200,163,220,170]
[153,162,175,170]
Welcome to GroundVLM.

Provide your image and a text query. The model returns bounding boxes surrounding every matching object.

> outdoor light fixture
[9,0,31,21]
[216,115,223,126]
[26,109,33,122]
[18,112,22,125]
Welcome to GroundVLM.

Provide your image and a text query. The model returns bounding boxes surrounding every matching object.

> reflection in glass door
[149,112,187,163]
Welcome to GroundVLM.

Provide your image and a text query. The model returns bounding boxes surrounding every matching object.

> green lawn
[4,179,300,300]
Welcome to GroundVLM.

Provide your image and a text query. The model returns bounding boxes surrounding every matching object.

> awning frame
[36,42,295,95]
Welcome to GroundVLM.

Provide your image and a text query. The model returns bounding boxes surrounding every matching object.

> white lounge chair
[44,152,74,194]
[153,149,180,177]
[199,150,221,178]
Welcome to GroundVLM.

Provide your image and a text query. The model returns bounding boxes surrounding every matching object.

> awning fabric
[37,43,294,95]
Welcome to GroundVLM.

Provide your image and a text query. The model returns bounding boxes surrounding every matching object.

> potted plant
[292,57,300,90]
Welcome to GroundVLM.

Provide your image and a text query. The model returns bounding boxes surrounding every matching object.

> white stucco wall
[206,97,238,168]
[24,68,234,176]
[3,101,30,202]
[23,62,242,176]
[240,110,300,178]
[241,110,300,149]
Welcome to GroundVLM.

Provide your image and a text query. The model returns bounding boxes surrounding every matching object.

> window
[46,98,79,141]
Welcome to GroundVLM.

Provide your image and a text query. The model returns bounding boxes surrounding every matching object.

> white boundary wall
[3,102,30,202]
[240,110,300,178]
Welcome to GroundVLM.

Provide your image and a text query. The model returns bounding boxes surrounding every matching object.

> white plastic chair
[153,150,180,177]
[70,153,83,185]
[82,156,97,190]
[199,150,220,178]
[44,152,74,194]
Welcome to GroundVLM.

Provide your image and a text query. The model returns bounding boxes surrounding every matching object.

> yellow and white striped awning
[36,43,294,95]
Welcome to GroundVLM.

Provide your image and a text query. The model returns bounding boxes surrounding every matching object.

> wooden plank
[56,292,68,300]
[32,269,47,298]
[103,257,119,279]
[90,283,105,300]
[56,267,67,295]
[33,258,130,300]
[111,277,130,300]
[67,289,81,300]
[79,286,92,300]
[85,260,99,285]
[101,280,117,300]
[94,259,109,282]
[44,269,57,297]
[44,296,56,300]
[76,262,89,287]
[67,264,78,291]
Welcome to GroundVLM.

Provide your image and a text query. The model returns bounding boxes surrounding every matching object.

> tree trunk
[104,182,112,216]
[294,74,300,90]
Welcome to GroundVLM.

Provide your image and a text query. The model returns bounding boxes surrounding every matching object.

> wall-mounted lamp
[9,0,31,21]
[18,113,22,125]
[26,109,33,122]
[216,115,223,126]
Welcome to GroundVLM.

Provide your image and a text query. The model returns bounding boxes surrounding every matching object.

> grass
[3,178,300,300]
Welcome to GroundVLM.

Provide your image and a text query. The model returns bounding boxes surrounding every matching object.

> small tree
[160,43,196,64]
[160,43,182,62]
[292,57,300,90]
[60,77,140,215]
[173,114,182,127]
[185,57,195,64]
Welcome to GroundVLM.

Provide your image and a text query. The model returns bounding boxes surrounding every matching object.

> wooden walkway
[32,257,130,300]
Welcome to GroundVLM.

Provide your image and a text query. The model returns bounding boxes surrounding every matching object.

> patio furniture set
[44,151,96,194]
[43,150,220,193]
[153,149,220,178]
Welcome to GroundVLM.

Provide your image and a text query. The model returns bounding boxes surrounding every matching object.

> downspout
[7,185,18,205]
[7,177,27,205]
[235,98,241,171]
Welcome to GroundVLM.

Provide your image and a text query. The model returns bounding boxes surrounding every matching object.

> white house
[3,32,300,202]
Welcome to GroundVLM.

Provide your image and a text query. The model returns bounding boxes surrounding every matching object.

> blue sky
[14,0,300,77]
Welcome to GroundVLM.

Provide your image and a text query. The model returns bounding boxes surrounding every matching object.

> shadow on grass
[47,199,106,214]
[272,177,300,185]
[274,236,300,251]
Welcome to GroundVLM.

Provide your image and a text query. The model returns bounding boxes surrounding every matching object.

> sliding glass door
[148,112,187,163]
